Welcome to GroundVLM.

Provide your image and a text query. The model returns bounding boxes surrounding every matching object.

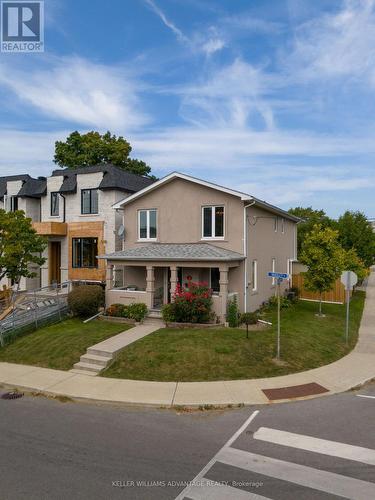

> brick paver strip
[262,382,329,401]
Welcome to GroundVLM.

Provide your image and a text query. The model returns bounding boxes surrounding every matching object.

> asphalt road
[1,383,375,500]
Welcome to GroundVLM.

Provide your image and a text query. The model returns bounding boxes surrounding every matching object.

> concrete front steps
[71,322,162,376]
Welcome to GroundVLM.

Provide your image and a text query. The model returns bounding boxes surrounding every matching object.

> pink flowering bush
[162,281,213,323]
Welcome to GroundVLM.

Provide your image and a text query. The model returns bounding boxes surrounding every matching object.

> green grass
[102,291,365,382]
[0,318,130,370]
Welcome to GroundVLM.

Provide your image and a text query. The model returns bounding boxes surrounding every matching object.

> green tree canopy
[336,211,375,268]
[0,210,47,286]
[288,206,336,253]
[54,131,156,179]
[299,224,346,315]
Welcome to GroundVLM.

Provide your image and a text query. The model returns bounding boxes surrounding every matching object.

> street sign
[340,271,358,345]
[267,272,289,279]
[340,271,358,291]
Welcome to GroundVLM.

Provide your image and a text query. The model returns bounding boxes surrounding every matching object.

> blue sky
[1,0,375,216]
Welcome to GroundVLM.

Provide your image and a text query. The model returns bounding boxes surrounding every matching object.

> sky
[1,0,375,217]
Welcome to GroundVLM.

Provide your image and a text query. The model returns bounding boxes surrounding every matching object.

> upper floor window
[81,189,98,215]
[72,237,98,268]
[281,218,285,234]
[202,206,224,239]
[138,209,157,240]
[9,196,18,212]
[274,217,278,232]
[50,192,59,216]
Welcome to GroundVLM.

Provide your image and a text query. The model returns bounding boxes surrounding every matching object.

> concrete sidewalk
[0,273,374,407]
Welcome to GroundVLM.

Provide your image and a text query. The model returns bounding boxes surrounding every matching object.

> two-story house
[102,172,299,320]
[0,166,154,290]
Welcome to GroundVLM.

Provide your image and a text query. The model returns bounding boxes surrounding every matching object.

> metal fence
[0,282,72,347]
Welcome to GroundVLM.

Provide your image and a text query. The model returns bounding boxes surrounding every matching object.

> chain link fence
[0,282,72,347]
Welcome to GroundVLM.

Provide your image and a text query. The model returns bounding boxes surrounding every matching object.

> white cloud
[177,59,275,129]
[0,57,148,130]
[144,0,189,43]
[288,0,375,83]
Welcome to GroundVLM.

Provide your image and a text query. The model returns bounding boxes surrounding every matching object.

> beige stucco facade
[105,175,299,320]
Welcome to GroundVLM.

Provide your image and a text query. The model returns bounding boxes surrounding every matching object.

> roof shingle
[101,243,245,262]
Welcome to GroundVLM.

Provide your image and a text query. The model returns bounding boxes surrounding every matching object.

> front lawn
[0,318,130,370]
[102,292,365,381]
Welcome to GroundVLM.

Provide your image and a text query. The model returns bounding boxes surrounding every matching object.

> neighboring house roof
[112,171,300,222]
[0,174,47,200]
[100,243,245,262]
[51,164,155,194]
[17,177,47,198]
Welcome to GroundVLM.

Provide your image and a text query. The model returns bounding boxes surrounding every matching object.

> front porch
[102,243,245,322]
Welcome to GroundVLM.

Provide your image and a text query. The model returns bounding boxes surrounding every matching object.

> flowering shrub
[166,281,213,323]
[106,303,129,318]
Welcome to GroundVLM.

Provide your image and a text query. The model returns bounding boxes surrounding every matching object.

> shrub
[127,303,148,322]
[268,295,291,309]
[106,303,129,318]
[227,296,239,327]
[240,312,258,325]
[161,303,175,323]
[68,285,104,319]
[172,282,213,323]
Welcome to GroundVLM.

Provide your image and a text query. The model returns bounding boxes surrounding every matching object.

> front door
[49,241,61,285]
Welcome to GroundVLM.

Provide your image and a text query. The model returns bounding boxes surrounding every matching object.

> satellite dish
[117,225,125,239]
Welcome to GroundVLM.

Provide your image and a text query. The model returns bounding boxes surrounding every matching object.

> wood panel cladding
[33,222,67,236]
[68,221,106,282]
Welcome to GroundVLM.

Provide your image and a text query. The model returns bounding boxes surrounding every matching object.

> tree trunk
[246,324,249,339]
[319,293,323,316]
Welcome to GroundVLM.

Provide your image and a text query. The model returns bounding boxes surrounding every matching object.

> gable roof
[52,164,155,194]
[112,171,300,222]
[100,243,245,262]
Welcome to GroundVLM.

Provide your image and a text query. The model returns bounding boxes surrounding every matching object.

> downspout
[243,201,256,313]
[60,193,66,222]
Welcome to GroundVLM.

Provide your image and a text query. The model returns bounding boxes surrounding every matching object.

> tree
[336,211,375,268]
[0,210,47,286]
[343,248,368,284]
[299,224,346,316]
[288,206,336,253]
[54,131,157,179]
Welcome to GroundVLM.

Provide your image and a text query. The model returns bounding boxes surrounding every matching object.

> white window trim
[281,218,285,234]
[201,205,225,240]
[274,217,278,232]
[271,258,276,286]
[138,209,157,241]
[252,259,258,292]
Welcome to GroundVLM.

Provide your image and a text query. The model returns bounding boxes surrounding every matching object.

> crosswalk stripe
[185,478,270,500]
[254,427,375,465]
[216,447,375,500]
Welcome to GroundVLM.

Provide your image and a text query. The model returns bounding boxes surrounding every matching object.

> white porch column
[170,265,178,300]
[146,266,155,309]
[106,264,114,289]
[219,265,229,323]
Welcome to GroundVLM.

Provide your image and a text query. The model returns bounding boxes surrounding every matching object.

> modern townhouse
[0,165,154,291]
[102,172,299,320]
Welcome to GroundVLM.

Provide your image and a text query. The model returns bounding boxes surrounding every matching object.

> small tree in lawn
[299,224,346,316]
[0,209,47,288]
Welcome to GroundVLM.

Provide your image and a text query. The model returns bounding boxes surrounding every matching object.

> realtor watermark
[1,1,44,52]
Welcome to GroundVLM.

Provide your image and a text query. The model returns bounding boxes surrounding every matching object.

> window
[81,189,98,215]
[50,192,59,216]
[138,209,157,240]
[271,258,276,285]
[72,238,98,268]
[202,206,225,239]
[251,260,258,292]
[281,218,285,234]
[274,217,278,232]
[9,196,18,212]
[210,267,220,293]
